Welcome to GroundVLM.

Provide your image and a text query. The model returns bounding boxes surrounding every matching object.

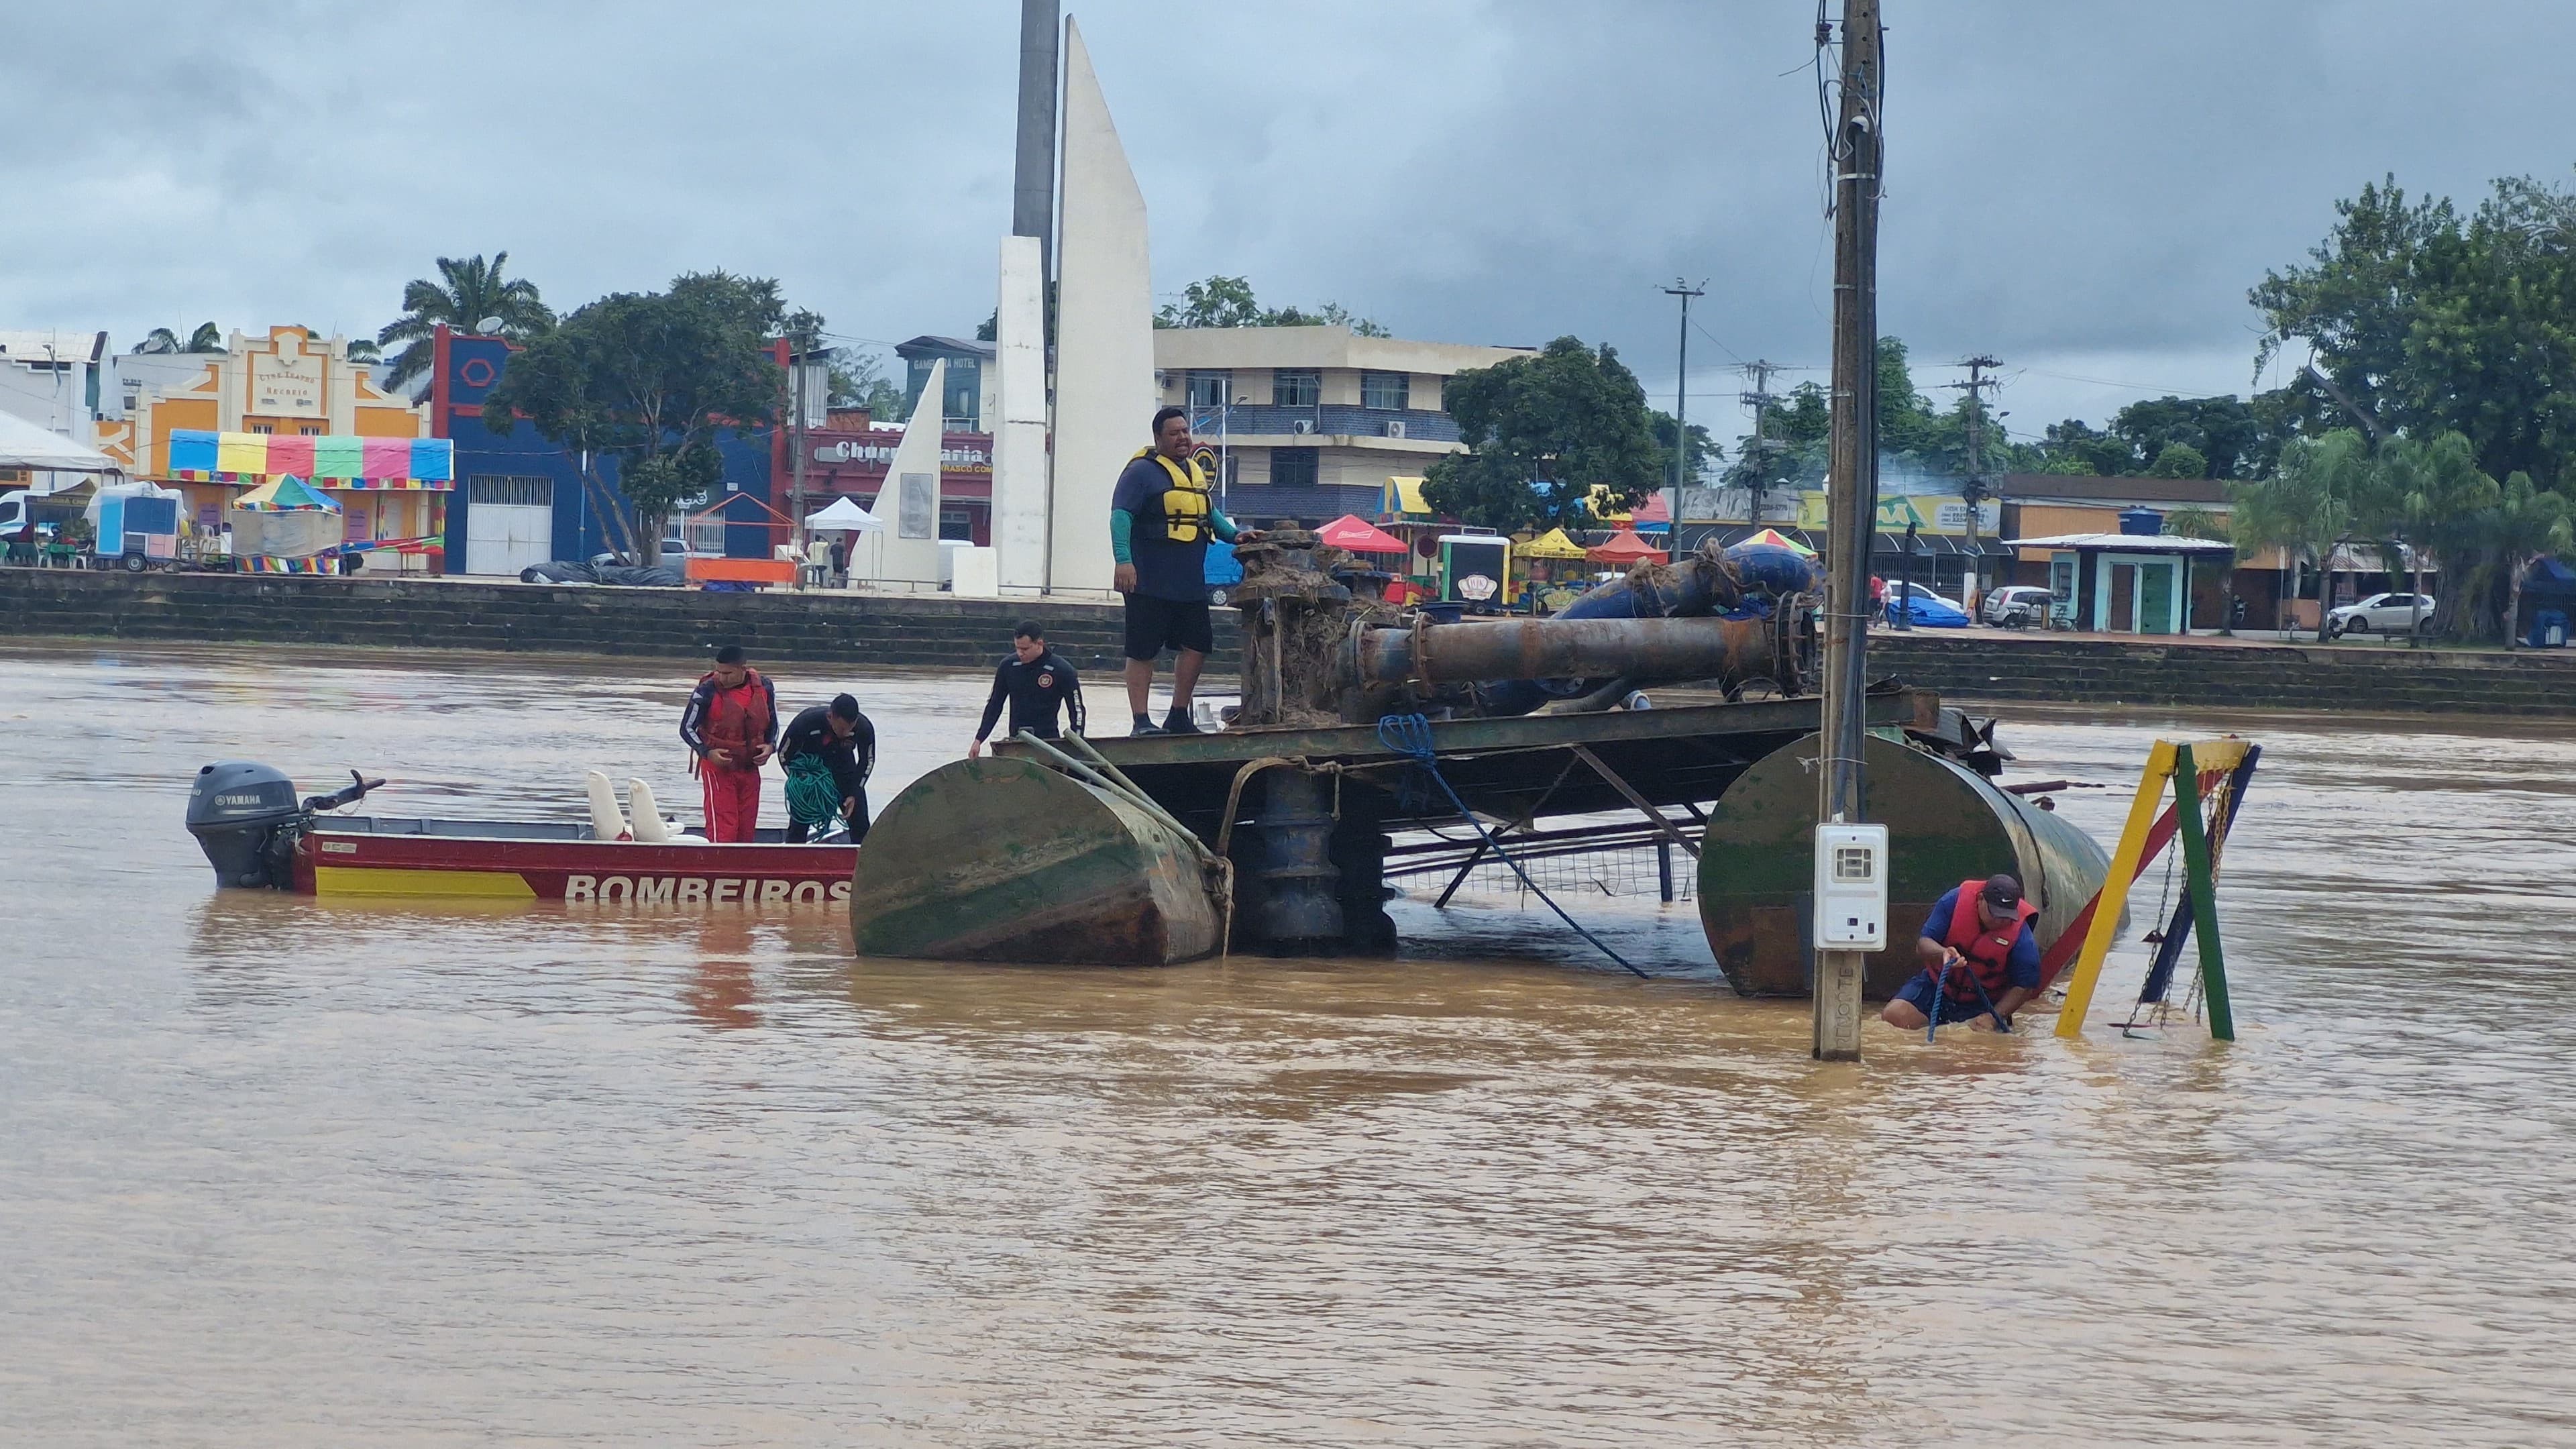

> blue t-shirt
[1921,885,2041,988]
[1112,454,1212,602]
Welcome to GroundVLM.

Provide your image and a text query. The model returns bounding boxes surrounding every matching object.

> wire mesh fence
[1400,841,1697,907]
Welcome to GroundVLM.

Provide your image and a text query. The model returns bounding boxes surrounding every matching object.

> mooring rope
[1375,714,1648,979]
[1926,949,2010,1041]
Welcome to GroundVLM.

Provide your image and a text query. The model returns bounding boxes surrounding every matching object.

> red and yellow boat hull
[293,829,857,905]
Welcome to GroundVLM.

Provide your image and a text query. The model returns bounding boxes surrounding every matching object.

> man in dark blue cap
[1882,872,2043,1032]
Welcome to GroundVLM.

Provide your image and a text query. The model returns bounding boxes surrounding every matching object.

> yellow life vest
[1136,447,1216,545]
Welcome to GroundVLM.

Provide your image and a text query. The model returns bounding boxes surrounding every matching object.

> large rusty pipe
[1356,615,1774,687]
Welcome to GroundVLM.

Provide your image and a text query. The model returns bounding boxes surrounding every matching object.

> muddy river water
[2,640,2571,1446]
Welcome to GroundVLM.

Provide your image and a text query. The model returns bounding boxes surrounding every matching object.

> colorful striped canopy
[231,476,341,513]
[166,429,453,490]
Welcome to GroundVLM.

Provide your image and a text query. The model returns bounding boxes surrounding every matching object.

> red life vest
[698,669,771,773]
[1935,877,2039,1002]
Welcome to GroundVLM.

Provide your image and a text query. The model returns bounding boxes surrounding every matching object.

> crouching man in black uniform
[779,692,875,843]
[969,619,1087,758]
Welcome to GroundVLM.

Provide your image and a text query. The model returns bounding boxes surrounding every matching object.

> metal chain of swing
[2131,772,2238,1031]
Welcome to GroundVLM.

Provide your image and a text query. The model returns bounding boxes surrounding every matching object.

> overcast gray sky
[8,1,2572,451]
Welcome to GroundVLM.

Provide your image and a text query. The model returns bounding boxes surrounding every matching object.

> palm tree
[2488,474,2574,647]
[2231,429,2368,641]
[129,322,225,355]
[376,253,553,392]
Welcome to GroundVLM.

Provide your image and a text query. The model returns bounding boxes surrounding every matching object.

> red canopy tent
[1585,529,1668,565]
[1316,513,1410,554]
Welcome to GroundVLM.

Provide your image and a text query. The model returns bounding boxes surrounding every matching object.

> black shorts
[1124,594,1214,660]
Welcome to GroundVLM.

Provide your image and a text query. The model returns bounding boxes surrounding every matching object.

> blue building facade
[431,325,782,572]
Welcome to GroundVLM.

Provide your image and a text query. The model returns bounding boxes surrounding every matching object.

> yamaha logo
[215,793,270,808]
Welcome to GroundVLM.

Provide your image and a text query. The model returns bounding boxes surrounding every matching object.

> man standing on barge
[1110,407,1258,736]
[681,644,776,843]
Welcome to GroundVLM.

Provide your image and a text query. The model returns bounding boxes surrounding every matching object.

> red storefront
[784,420,995,545]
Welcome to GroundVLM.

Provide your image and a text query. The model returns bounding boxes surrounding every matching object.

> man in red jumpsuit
[680,643,777,843]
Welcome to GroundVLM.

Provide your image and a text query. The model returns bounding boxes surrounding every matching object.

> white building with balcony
[1152,325,1532,524]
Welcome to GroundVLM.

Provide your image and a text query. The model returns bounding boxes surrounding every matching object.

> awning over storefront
[167,429,453,490]
[1381,475,1432,519]
[1873,531,1991,556]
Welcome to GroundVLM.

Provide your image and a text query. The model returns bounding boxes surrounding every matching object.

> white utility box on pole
[1813,823,1890,951]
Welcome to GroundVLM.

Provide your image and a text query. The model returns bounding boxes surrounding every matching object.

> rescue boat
[184,762,857,904]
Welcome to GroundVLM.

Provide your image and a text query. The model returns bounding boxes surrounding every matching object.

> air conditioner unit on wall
[1289,419,1317,435]
[1383,420,1407,439]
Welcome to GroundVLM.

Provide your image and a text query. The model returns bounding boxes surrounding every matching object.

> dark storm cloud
[7,2,2573,431]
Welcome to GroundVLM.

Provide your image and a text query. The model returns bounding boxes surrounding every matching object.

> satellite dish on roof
[476,317,505,335]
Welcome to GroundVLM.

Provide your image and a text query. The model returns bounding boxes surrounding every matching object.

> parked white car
[2327,591,2436,638]
[1981,584,2054,627]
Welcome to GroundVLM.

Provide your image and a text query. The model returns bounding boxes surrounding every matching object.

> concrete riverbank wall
[0,568,1218,678]
[5,570,2573,716]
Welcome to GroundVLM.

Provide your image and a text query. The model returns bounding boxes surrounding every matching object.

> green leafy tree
[2364,431,2499,637]
[2150,442,2210,478]
[2231,428,2371,641]
[1155,275,1389,335]
[129,323,225,355]
[1425,337,1663,531]
[2035,417,2133,475]
[480,270,790,561]
[376,252,554,393]
[1650,412,1719,487]
[2489,473,2575,646]
[828,349,908,419]
[2255,174,2576,486]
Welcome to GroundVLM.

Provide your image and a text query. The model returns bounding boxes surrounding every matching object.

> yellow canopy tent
[1519,527,1590,558]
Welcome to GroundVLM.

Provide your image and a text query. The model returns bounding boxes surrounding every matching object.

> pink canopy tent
[1316,513,1410,554]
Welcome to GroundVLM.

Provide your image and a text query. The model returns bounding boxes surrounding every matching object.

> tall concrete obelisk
[1046,17,1153,595]
[991,235,1051,592]
[1012,0,1060,278]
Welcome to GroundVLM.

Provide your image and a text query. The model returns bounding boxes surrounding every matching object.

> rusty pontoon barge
[848,529,2102,981]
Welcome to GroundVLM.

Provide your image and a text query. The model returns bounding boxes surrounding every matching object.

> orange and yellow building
[97,326,438,545]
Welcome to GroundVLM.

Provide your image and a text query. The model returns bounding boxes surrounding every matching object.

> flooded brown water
[3,639,2571,1447]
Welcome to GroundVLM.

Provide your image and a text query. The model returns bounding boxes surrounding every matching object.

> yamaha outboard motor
[186,762,304,889]
[186,763,380,890]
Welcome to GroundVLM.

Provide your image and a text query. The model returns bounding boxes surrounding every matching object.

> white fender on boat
[626,779,673,844]
[586,769,633,842]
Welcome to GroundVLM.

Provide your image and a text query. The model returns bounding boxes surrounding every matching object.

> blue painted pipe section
[1478,542,1819,716]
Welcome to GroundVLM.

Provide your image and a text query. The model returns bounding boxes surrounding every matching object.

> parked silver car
[2327,591,2436,638]
[1980,584,2054,627]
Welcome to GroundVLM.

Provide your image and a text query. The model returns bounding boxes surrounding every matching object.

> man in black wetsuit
[778,692,875,843]
[969,619,1087,757]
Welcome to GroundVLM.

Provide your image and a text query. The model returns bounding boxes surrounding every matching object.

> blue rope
[1925,949,2010,1040]
[1377,714,1649,979]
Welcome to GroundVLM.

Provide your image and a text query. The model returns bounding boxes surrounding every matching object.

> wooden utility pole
[1814,0,1883,1062]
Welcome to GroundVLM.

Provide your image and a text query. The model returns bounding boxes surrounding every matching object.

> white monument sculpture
[861,357,948,588]
[991,233,1051,593]
[1044,16,1154,595]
